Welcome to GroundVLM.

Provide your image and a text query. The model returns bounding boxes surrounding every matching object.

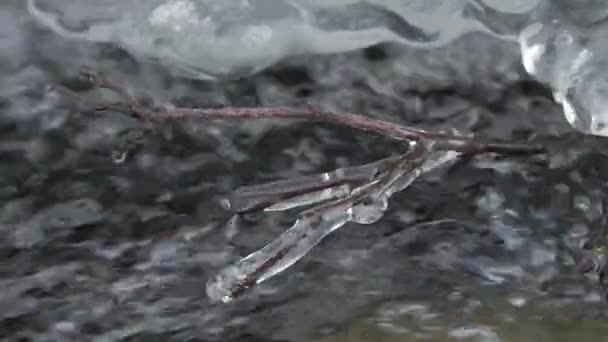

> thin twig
[104,104,545,155]
[63,66,545,156]
[208,143,439,302]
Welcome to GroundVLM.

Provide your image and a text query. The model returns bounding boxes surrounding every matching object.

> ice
[207,142,460,302]
[228,155,402,213]
[28,0,608,137]
[206,203,353,303]
[264,184,352,212]
[28,0,536,80]
[518,10,608,136]
[350,197,388,224]
[516,0,608,136]
[448,326,501,342]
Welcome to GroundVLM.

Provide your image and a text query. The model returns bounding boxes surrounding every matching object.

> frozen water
[27,0,534,80]
[206,202,353,303]
[350,197,388,225]
[515,0,608,136]
[264,184,352,212]
[518,5,608,136]
[207,142,461,302]
[228,155,402,213]
[27,0,608,136]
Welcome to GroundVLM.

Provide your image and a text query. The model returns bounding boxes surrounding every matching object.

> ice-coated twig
[55,66,547,303]
[228,154,405,213]
[206,141,461,302]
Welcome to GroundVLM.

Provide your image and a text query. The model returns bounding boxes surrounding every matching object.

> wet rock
[7,198,105,248]
[2,0,608,340]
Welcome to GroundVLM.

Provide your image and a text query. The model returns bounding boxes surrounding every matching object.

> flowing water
[3,0,608,341]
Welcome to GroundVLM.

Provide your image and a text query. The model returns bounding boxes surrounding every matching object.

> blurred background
[2,0,608,341]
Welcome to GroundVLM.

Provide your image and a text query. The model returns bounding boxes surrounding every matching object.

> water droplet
[112,150,128,164]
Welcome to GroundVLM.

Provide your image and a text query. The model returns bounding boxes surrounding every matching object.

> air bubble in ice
[351,197,388,224]
[206,265,242,303]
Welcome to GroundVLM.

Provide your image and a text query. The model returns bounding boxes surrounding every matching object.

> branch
[64,66,544,156]
[228,154,404,214]
[207,142,439,302]
[56,66,547,303]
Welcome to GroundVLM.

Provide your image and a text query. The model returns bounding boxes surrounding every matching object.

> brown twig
[105,104,545,155]
[64,66,545,157]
